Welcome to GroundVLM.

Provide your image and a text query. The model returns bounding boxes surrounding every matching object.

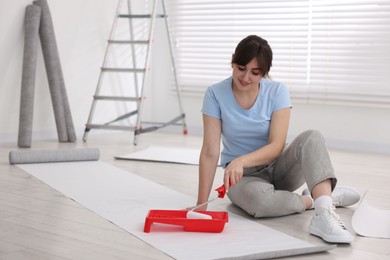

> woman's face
[232,57,262,92]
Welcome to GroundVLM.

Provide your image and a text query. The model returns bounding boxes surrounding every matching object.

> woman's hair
[231,35,273,77]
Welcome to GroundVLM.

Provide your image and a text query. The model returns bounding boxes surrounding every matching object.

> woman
[197,35,360,244]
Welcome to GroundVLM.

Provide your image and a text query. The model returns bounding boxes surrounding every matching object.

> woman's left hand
[224,157,245,190]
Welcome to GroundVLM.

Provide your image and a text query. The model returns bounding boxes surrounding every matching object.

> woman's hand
[224,157,245,190]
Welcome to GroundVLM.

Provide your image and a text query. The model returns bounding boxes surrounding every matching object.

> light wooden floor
[1,131,389,259]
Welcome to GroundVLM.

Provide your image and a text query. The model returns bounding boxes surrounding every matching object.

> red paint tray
[144,210,229,233]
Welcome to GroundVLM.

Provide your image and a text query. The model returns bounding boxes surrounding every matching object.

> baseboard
[0,131,57,144]
[0,129,81,145]
[324,138,390,155]
[2,127,389,155]
[285,134,390,155]
[162,126,390,155]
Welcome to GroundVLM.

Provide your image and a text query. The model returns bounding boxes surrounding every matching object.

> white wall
[1,0,390,154]
[288,103,390,153]
[0,0,117,141]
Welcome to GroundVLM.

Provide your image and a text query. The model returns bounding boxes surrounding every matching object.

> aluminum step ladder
[83,0,187,145]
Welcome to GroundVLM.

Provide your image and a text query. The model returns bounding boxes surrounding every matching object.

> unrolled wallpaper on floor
[18,161,334,259]
[115,145,216,165]
[352,193,390,239]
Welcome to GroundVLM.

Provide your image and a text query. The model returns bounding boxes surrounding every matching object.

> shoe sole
[309,226,353,244]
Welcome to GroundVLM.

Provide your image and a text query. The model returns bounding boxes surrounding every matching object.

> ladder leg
[83,0,124,142]
[133,0,158,145]
[127,0,141,117]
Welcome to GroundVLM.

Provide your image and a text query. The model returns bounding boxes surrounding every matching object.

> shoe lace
[327,207,347,230]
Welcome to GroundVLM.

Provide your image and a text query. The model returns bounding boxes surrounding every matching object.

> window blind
[166,0,390,106]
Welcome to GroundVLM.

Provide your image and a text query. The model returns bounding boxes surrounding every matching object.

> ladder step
[101,67,145,73]
[118,14,166,19]
[94,95,141,101]
[86,124,135,131]
[108,40,149,45]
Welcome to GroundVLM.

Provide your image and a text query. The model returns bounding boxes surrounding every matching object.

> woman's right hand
[224,157,245,190]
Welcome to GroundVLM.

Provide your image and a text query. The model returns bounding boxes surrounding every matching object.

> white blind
[166,0,390,106]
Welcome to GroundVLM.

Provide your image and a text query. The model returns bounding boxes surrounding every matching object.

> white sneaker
[332,185,361,207]
[309,206,353,243]
[302,185,361,207]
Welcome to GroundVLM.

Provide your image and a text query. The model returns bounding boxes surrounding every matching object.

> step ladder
[83,0,187,145]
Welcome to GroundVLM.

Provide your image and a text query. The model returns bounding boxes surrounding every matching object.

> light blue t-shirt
[202,76,292,167]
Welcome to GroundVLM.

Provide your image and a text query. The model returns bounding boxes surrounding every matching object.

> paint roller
[9,148,100,164]
[186,183,227,219]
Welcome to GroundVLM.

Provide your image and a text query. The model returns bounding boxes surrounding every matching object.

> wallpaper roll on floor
[9,148,100,164]
[18,5,42,148]
[33,0,72,142]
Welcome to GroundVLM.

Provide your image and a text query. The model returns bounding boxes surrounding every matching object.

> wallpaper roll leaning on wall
[33,0,76,143]
[18,4,41,148]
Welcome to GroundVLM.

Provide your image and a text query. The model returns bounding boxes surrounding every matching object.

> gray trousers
[227,130,337,218]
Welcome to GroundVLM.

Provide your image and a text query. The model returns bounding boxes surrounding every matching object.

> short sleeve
[201,87,221,119]
[273,83,292,112]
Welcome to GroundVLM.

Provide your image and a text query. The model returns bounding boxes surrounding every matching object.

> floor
[0,131,389,259]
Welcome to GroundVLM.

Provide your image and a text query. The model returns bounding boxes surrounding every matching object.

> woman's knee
[296,129,328,155]
[299,129,324,143]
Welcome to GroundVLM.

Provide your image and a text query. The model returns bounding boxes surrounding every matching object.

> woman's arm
[197,114,221,210]
[224,107,291,189]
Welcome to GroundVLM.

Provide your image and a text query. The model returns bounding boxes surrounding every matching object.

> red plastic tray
[144,210,229,233]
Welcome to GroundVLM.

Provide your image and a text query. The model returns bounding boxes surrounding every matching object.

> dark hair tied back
[231,35,273,77]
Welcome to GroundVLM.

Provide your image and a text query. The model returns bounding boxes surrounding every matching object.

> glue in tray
[144,210,229,233]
